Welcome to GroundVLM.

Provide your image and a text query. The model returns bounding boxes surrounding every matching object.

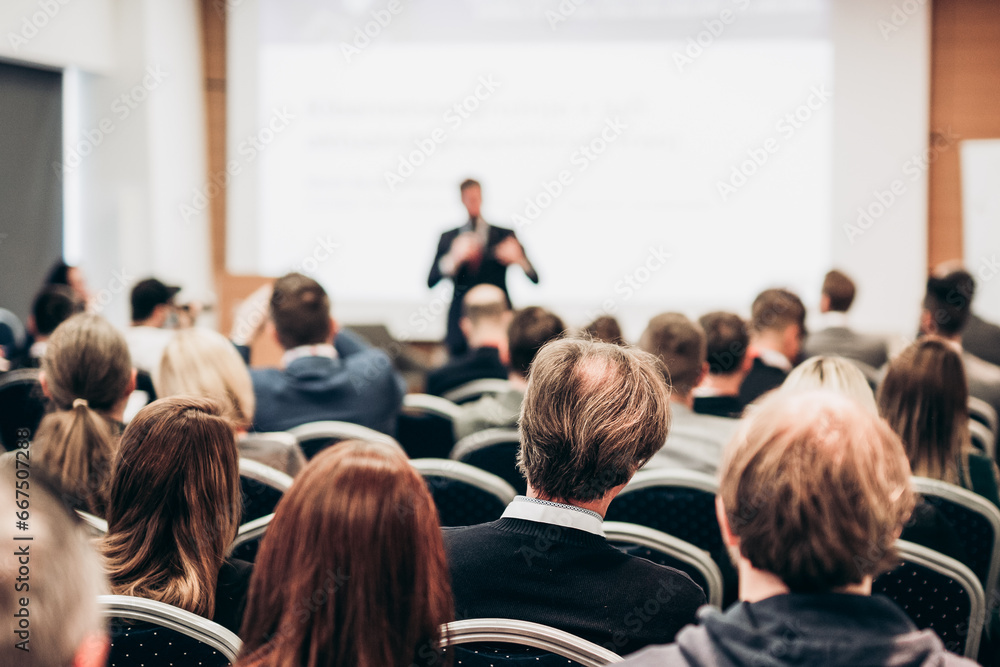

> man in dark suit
[425,284,511,396]
[248,273,405,435]
[444,338,706,656]
[693,311,750,419]
[964,313,1000,368]
[802,269,888,370]
[738,288,806,408]
[428,179,538,356]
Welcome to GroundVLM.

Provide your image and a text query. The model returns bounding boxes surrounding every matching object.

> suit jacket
[443,517,705,656]
[963,351,1000,442]
[964,313,1000,368]
[692,395,743,419]
[737,358,787,408]
[425,346,507,397]
[249,329,405,435]
[803,326,889,369]
[428,221,538,355]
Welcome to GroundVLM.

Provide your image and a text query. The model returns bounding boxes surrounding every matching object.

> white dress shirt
[501,495,605,536]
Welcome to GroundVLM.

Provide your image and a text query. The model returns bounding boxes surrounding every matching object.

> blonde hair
[34,314,133,515]
[781,356,877,414]
[720,390,914,592]
[157,328,256,429]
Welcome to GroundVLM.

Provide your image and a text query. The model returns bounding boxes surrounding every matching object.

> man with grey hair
[443,338,706,656]
[0,458,109,667]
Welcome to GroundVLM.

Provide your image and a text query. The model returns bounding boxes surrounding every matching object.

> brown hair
[270,273,332,349]
[699,311,748,375]
[518,338,671,502]
[822,270,856,312]
[582,316,625,346]
[720,390,914,592]
[923,270,975,336]
[750,288,806,335]
[237,440,453,667]
[508,307,565,376]
[102,397,241,618]
[34,314,133,515]
[877,338,970,485]
[459,178,480,192]
[639,312,706,396]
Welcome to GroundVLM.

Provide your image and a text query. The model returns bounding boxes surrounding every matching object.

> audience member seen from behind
[780,356,877,414]
[623,390,977,667]
[236,440,452,667]
[157,328,305,476]
[444,338,706,656]
[247,273,405,435]
[878,338,1000,509]
[583,315,626,346]
[640,313,741,477]
[0,461,110,667]
[738,288,806,408]
[452,306,565,440]
[802,269,888,371]
[44,259,92,305]
[34,313,135,516]
[426,283,512,396]
[124,277,182,377]
[693,311,749,419]
[12,285,84,369]
[101,397,251,633]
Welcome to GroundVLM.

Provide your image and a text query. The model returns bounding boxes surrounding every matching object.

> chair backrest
[398,393,463,459]
[100,594,242,666]
[411,458,517,527]
[287,420,401,459]
[240,431,306,477]
[603,521,724,608]
[75,509,108,537]
[239,458,294,523]
[968,396,999,439]
[0,368,46,451]
[443,378,514,404]
[451,427,525,495]
[229,512,274,563]
[969,419,996,460]
[873,540,986,658]
[911,476,1000,596]
[442,618,624,666]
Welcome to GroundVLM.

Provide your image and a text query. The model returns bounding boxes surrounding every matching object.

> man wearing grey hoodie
[621,390,977,667]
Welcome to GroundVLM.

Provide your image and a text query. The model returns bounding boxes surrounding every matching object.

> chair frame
[75,509,108,536]
[911,476,1000,597]
[0,367,40,389]
[450,427,521,461]
[969,419,996,460]
[968,396,999,439]
[442,618,624,665]
[239,458,294,492]
[443,378,514,404]
[98,594,242,663]
[229,512,274,557]
[410,458,518,505]
[886,540,986,659]
[403,393,464,421]
[603,521,724,608]
[287,420,402,450]
[620,468,720,496]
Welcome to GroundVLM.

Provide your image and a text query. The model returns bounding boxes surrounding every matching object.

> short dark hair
[460,178,481,193]
[822,270,856,312]
[582,316,625,346]
[639,313,706,396]
[32,285,84,336]
[923,270,975,336]
[270,273,332,349]
[699,311,748,375]
[131,278,180,322]
[751,288,806,336]
[508,307,566,376]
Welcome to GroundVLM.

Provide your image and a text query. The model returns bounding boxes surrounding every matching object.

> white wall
[0,0,116,73]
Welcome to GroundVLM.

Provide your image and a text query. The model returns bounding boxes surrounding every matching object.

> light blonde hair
[781,356,877,414]
[157,328,256,429]
[34,313,133,515]
[720,390,914,592]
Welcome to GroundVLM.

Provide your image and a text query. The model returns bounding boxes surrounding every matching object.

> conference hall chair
[239,458,293,524]
[441,618,624,666]
[411,458,516,527]
[969,396,999,441]
[443,378,514,405]
[970,419,996,461]
[239,430,307,477]
[874,540,986,659]
[398,393,463,459]
[287,419,401,460]
[604,521,724,608]
[450,427,525,495]
[100,594,241,667]
[0,368,46,451]
[75,509,108,537]
[229,512,273,564]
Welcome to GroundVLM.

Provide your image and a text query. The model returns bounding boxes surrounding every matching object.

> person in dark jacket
[621,390,977,667]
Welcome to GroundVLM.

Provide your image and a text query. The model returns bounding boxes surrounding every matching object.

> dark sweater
[737,358,787,408]
[443,518,706,656]
[426,346,507,397]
